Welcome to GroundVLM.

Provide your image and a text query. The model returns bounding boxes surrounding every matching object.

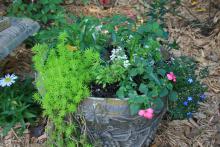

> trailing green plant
[0,76,39,136]
[159,56,207,119]
[33,32,100,146]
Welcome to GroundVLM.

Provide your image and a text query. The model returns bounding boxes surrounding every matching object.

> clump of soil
[90,82,120,98]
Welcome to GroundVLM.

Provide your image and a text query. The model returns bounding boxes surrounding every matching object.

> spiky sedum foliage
[32,32,100,146]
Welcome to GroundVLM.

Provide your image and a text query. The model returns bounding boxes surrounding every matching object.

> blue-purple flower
[187,96,193,101]
[183,101,188,106]
[200,94,206,101]
[187,78,193,84]
[187,112,192,118]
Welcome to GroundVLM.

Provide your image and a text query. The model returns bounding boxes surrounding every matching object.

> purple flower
[183,101,188,106]
[200,94,206,101]
[187,78,193,84]
[187,96,193,101]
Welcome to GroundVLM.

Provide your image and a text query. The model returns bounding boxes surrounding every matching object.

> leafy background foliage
[0,78,39,136]
[7,0,65,26]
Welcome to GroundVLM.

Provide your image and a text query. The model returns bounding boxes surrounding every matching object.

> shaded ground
[0,0,219,146]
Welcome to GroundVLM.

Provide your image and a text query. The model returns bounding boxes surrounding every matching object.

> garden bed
[0,0,219,146]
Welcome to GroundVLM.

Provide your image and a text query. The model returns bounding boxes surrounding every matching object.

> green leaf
[159,88,168,97]
[3,122,15,136]
[129,68,139,77]
[149,88,158,97]
[149,72,161,85]
[157,69,166,77]
[23,111,36,118]
[167,83,173,90]
[153,98,164,111]
[116,87,125,98]
[169,91,178,101]
[129,103,141,115]
[139,83,148,95]
[129,95,147,104]
[111,32,117,43]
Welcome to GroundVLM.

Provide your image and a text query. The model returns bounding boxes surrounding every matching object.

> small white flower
[118,55,127,60]
[123,60,131,68]
[144,45,149,48]
[149,60,155,65]
[117,46,122,51]
[110,54,116,61]
[171,57,175,61]
[0,74,18,87]
[110,49,117,61]
[129,35,133,39]
[95,25,102,32]
[156,48,160,51]
[101,30,109,34]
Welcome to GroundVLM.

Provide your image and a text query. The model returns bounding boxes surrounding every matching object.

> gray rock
[0,17,40,60]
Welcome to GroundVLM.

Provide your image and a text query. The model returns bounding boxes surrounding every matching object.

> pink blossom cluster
[138,108,154,119]
[167,72,176,82]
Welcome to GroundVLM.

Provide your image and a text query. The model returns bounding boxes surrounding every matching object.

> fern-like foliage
[32,32,100,146]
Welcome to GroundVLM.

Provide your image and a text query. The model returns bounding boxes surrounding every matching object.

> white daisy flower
[0,74,18,87]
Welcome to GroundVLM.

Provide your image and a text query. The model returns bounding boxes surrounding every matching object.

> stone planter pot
[36,74,166,146]
[79,97,167,147]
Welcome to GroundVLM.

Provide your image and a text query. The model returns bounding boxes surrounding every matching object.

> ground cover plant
[32,14,207,146]
[0,74,39,136]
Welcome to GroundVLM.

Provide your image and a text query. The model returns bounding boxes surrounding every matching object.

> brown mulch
[0,44,34,80]
[66,4,138,19]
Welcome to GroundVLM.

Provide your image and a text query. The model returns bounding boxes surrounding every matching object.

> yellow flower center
[4,77,11,83]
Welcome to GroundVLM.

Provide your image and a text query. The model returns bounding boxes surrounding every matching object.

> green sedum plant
[33,32,100,146]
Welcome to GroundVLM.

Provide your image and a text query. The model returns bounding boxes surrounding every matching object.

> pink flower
[167,72,176,82]
[145,108,154,114]
[138,110,145,116]
[138,108,154,119]
[143,112,154,119]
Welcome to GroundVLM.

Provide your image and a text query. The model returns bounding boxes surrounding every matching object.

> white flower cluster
[123,60,131,68]
[110,47,131,68]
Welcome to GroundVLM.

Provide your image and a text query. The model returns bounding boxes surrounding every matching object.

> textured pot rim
[87,96,129,101]
[86,96,167,114]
